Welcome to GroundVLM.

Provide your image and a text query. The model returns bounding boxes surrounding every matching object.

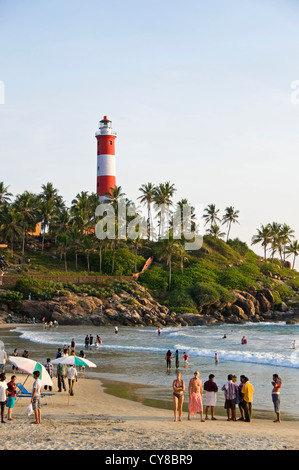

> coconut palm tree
[222,206,240,242]
[153,234,180,289]
[203,204,221,228]
[285,240,299,270]
[0,182,13,206]
[280,223,295,264]
[269,222,285,264]
[153,182,176,238]
[206,224,225,239]
[56,233,70,271]
[14,191,39,254]
[251,224,272,261]
[0,206,22,256]
[138,182,156,239]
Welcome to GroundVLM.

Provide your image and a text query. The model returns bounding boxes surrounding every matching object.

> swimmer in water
[215,353,219,365]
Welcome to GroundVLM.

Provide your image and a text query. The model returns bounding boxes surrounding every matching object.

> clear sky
[1,0,299,259]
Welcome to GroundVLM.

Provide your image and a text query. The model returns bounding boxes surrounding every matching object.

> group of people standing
[172,371,282,424]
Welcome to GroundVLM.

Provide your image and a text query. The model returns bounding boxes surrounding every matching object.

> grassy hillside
[1,236,299,315]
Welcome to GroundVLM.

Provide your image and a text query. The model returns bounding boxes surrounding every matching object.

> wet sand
[0,372,298,450]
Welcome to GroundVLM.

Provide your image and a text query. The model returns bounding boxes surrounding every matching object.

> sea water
[1,322,299,418]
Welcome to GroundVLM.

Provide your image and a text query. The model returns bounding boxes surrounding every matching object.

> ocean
[1,321,299,419]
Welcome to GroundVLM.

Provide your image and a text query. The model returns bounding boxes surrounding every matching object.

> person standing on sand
[67,364,78,396]
[44,358,53,392]
[56,362,66,392]
[222,374,238,421]
[272,374,282,423]
[172,372,185,422]
[188,371,204,422]
[0,373,8,423]
[31,370,42,424]
[204,374,218,420]
[240,376,254,422]
[6,375,16,421]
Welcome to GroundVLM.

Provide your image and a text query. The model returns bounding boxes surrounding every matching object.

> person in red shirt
[6,375,16,421]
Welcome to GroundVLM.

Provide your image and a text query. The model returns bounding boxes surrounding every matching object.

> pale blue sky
[1,0,299,257]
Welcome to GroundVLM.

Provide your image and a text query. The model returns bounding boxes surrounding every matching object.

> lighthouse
[95,116,117,200]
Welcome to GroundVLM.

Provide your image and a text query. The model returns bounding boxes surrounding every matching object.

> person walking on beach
[71,338,76,354]
[0,373,8,423]
[67,364,78,396]
[188,371,204,422]
[84,335,89,349]
[271,374,282,423]
[6,375,16,421]
[44,358,54,392]
[240,376,254,422]
[56,362,67,392]
[172,372,185,422]
[204,374,218,420]
[222,374,238,421]
[165,350,172,370]
[31,370,42,424]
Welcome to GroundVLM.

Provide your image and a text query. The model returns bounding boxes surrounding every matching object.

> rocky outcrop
[1,283,299,327]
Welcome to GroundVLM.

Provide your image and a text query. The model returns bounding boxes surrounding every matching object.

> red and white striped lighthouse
[96,116,117,200]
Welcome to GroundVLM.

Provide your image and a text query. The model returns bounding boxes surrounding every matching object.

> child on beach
[6,375,16,421]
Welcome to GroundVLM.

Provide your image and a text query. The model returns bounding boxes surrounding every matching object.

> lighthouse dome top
[95,115,117,137]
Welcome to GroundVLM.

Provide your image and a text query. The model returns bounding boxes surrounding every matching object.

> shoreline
[1,323,299,423]
[0,373,298,450]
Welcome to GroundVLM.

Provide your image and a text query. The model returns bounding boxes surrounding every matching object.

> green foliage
[227,238,249,256]
[100,248,145,275]
[188,282,236,311]
[0,291,23,307]
[273,284,294,301]
[139,267,168,292]
[171,262,218,290]
[169,289,197,309]
[15,276,64,299]
[217,267,256,291]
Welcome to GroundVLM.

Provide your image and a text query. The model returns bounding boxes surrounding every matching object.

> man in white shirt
[31,370,42,424]
[67,365,78,396]
[0,373,8,423]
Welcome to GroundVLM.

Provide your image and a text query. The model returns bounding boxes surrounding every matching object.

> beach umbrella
[51,355,97,368]
[8,356,53,387]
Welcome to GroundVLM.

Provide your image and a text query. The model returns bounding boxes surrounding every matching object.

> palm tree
[138,182,156,239]
[0,182,13,206]
[14,191,39,254]
[251,224,272,261]
[71,191,95,232]
[39,182,63,249]
[177,242,188,273]
[203,204,221,228]
[154,234,180,289]
[69,224,83,271]
[206,224,225,239]
[222,206,240,242]
[153,182,176,238]
[280,223,295,264]
[269,222,285,264]
[285,240,299,270]
[56,233,70,271]
[0,207,22,256]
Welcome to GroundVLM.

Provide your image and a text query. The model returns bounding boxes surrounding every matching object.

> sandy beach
[0,371,298,451]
